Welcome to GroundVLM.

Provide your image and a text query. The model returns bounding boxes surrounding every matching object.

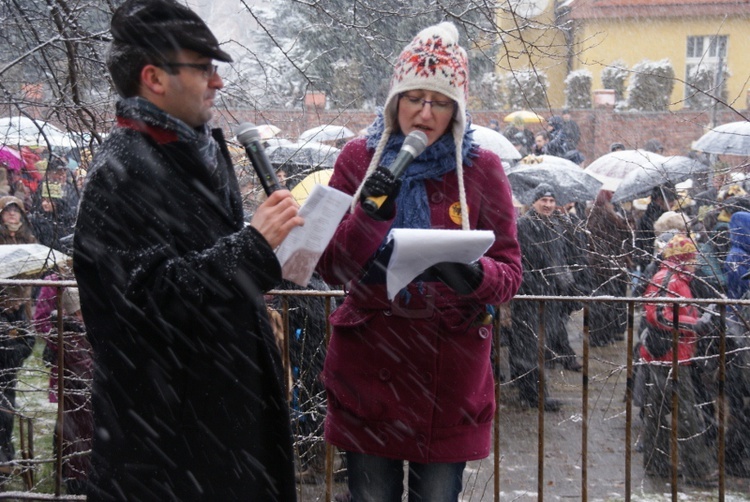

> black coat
[73,115,296,501]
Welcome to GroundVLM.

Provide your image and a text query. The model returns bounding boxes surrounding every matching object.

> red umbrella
[0,146,23,171]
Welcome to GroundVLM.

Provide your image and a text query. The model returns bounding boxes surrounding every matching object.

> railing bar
[718,304,726,502]
[625,300,635,502]
[493,310,501,502]
[537,301,545,502]
[55,290,64,497]
[670,303,679,502]
[324,296,333,502]
[582,304,589,502]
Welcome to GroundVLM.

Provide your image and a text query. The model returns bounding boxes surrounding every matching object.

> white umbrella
[470,125,522,160]
[255,124,282,140]
[0,116,73,148]
[692,121,750,156]
[0,244,71,279]
[583,149,667,191]
[299,125,355,144]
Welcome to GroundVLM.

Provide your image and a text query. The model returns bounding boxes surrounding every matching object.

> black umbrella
[505,156,602,205]
[611,155,709,203]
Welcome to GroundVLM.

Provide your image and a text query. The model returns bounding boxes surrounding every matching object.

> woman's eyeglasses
[399,94,456,115]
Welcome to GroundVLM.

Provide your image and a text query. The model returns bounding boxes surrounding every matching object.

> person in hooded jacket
[0,196,37,245]
[543,116,570,158]
[72,1,303,500]
[725,211,750,300]
[639,235,718,486]
[316,22,522,501]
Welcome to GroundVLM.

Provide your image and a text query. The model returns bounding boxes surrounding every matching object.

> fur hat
[360,21,470,229]
[110,0,232,63]
[0,195,24,213]
[653,211,690,235]
[662,235,697,263]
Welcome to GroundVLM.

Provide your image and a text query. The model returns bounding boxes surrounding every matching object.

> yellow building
[497,0,569,110]
[498,0,750,111]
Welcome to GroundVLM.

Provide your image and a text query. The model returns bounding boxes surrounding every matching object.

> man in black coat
[509,184,574,412]
[73,1,303,500]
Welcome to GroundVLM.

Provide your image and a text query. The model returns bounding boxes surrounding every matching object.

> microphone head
[235,122,260,146]
[404,130,428,157]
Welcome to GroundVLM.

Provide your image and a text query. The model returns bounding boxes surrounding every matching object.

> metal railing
[1,280,749,500]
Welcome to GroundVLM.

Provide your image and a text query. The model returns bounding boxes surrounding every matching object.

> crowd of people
[0,1,749,499]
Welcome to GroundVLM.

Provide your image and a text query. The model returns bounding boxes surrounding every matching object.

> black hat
[111,0,233,63]
[533,183,556,202]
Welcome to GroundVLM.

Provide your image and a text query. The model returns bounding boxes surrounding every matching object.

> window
[685,35,728,107]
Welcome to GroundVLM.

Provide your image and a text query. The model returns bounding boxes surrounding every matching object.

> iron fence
[0,280,749,500]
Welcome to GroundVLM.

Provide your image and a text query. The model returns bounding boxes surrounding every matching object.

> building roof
[568,0,750,19]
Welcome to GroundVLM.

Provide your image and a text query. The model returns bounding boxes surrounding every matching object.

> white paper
[386,228,495,300]
[276,184,353,286]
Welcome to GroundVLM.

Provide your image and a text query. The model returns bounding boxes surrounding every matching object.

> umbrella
[505,161,602,206]
[290,169,333,205]
[265,141,341,169]
[299,125,355,144]
[255,124,281,140]
[0,146,24,171]
[0,243,71,279]
[518,154,580,169]
[692,121,750,156]
[583,149,667,191]
[0,116,73,148]
[470,125,522,160]
[612,155,710,203]
[503,110,546,125]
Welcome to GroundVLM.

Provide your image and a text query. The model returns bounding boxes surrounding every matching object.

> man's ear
[140,64,167,96]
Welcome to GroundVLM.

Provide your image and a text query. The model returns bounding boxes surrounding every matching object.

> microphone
[362,130,428,213]
[235,122,283,195]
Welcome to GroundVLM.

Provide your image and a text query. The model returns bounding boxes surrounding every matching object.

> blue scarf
[365,111,478,229]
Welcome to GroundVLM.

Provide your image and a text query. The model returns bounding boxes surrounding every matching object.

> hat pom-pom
[418,21,459,45]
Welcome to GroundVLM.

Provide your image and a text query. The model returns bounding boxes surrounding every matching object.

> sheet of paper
[386,228,495,300]
[276,184,353,286]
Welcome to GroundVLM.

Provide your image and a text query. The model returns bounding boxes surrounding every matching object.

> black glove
[360,166,402,221]
[426,261,483,295]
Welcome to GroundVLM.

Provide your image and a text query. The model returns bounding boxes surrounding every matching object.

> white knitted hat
[358,21,471,229]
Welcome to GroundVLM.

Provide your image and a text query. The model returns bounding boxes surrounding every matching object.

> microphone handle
[245,141,283,195]
[361,150,413,213]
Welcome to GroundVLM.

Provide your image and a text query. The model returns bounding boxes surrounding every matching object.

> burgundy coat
[317,138,522,463]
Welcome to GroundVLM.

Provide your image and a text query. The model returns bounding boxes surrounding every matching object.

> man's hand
[360,166,402,221]
[250,190,304,248]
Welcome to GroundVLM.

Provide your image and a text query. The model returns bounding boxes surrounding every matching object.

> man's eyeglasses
[161,63,219,79]
[399,94,456,115]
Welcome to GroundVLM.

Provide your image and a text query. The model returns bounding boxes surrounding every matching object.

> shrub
[626,59,675,111]
[564,69,592,109]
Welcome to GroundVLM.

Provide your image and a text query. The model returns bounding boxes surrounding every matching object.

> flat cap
[111,0,232,63]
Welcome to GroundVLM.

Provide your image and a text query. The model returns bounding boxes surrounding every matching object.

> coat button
[479,326,491,339]
[422,372,433,384]
[430,192,444,204]
[378,368,391,381]
[384,309,393,317]
[416,434,427,445]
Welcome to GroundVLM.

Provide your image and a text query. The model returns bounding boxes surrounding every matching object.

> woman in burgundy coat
[316,22,522,501]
